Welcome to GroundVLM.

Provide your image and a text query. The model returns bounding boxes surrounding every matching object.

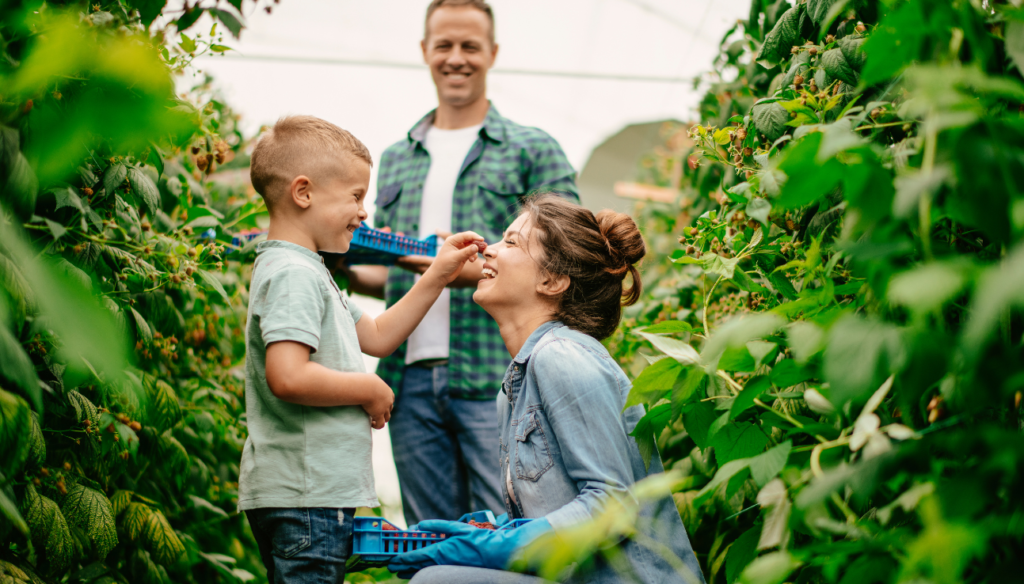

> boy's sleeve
[346,293,365,323]
[260,264,325,352]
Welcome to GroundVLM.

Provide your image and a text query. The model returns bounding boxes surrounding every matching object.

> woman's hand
[386,518,552,575]
[423,231,486,287]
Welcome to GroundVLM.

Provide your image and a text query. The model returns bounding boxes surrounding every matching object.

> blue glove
[454,510,498,525]
[387,518,551,575]
[494,513,510,526]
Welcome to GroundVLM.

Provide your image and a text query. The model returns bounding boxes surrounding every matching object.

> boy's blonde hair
[250,116,372,208]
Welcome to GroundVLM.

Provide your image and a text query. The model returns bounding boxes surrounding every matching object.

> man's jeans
[389,364,503,525]
[246,507,355,584]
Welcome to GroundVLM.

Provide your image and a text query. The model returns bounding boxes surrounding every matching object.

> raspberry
[192,146,201,155]
[474,240,487,253]
[468,520,497,530]
[82,187,94,196]
[129,421,142,431]
[382,523,398,531]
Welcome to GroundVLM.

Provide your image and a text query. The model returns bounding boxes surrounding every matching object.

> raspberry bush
[525,1,1024,583]
[0,2,272,582]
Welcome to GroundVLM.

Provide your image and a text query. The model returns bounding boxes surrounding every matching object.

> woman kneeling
[390,195,706,584]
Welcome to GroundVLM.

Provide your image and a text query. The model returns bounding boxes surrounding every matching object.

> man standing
[347,0,578,525]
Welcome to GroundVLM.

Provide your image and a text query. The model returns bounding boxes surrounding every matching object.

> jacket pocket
[514,410,554,481]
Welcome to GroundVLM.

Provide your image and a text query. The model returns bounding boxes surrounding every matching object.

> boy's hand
[424,231,486,286]
[362,375,395,429]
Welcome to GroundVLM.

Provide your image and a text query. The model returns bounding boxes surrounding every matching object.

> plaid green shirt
[374,104,578,400]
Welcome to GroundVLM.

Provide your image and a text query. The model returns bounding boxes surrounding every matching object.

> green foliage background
[523,1,1024,583]
[0,1,270,582]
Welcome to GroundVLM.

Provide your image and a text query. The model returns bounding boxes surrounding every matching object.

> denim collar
[407,101,507,147]
[256,239,324,264]
[511,320,564,365]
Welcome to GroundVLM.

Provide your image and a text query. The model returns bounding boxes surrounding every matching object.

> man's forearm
[346,265,388,299]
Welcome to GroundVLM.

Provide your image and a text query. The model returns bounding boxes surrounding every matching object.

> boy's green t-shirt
[239,239,379,510]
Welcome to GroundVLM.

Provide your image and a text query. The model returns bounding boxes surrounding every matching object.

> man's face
[421,6,497,108]
[312,158,370,253]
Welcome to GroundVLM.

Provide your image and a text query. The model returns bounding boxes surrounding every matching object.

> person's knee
[408,566,452,584]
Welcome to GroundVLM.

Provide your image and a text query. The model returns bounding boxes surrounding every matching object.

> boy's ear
[289,176,313,209]
[536,273,569,298]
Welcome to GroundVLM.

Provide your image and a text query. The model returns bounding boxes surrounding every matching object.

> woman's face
[473,213,545,314]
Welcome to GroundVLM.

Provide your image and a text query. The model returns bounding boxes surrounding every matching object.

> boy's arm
[265,340,394,428]
[356,231,484,357]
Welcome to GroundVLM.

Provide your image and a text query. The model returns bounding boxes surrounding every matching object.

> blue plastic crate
[344,222,439,265]
[348,515,534,571]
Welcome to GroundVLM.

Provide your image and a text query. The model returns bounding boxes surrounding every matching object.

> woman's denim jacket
[498,322,705,584]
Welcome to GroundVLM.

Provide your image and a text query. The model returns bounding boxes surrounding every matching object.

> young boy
[239,115,484,582]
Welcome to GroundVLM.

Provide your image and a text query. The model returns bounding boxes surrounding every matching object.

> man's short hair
[424,0,495,45]
[249,115,372,208]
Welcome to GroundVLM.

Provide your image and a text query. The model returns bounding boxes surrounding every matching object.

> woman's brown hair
[520,194,646,340]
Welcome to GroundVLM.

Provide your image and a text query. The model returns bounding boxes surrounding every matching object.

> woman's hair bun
[596,210,646,269]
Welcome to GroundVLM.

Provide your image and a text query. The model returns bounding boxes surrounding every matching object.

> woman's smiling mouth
[481,266,497,279]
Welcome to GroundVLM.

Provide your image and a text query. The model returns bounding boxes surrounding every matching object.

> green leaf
[701,253,741,279]
[52,186,83,211]
[60,484,118,558]
[3,150,39,221]
[68,390,100,428]
[625,358,683,409]
[749,441,791,486]
[730,376,771,419]
[963,244,1024,356]
[727,527,761,584]
[770,359,814,387]
[0,479,28,536]
[640,320,693,334]
[701,313,785,373]
[823,315,902,406]
[756,479,791,549]
[694,458,751,505]
[888,261,971,315]
[629,403,673,471]
[0,325,41,412]
[27,411,44,468]
[197,270,230,304]
[188,494,228,517]
[1007,21,1024,75]
[158,434,190,489]
[746,198,772,226]
[127,167,161,216]
[212,9,244,38]
[785,322,824,364]
[175,7,205,33]
[740,551,800,584]
[147,379,182,430]
[752,101,789,142]
[0,389,31,480]
[110,490,133,517]
[103,163,128,197]
[23,486,73,575]
[136,0,166,27]
[682,401,717,450]
[838,36,866,68]
[121,502,152,542]
[637,330,701,365]
[821,48,857,86]
[710,422,770,466]
[806,0,838,24]
[179,33,197,54]
[130,307,154,346]
[144,506,186,561]
[756,6,803,67]
[209,44,233,53]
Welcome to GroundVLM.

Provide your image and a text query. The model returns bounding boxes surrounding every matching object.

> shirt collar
[256,239,324,264]
[407,102,507,147]
[511,320,563,364]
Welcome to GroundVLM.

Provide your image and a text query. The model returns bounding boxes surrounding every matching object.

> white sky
[184,0,748,219]
[179,0,749,521]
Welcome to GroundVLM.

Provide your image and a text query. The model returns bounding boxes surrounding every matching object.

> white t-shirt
[404,123,482,365]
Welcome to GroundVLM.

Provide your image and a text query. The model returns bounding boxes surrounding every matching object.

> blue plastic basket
[348,515,534,571]
[215,224,439,265]
[344,223,439,265]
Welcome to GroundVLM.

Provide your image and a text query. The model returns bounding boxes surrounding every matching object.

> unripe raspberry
[825,34,835,44]
[141,220,151,232]
[743,147,753,157]
[687,226,699,237]
[855,22,867,33]
[809,46,818,56]
[871,108,881,119]
[736,128,747,140]
[129,421,142,431]
[686,245,696,255]
[790,46,799,54]
[794,74,804,86]
[83,187,94,196]
[40,467,50,477]
[63,462,72,471]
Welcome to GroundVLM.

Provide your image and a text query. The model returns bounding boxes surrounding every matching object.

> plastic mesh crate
[215,224,439,265]
[348,515,534,571]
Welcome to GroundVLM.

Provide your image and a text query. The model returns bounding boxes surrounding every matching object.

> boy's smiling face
[310,157,371,253]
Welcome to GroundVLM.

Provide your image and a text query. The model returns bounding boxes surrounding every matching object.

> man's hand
[361,374,395,429]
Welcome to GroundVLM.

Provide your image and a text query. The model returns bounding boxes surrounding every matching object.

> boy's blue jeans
[246,507,355,584]
[389,364,503,525]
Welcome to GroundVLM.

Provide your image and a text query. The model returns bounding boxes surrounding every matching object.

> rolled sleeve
[257,264,326,353]
[531,340,637,531]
